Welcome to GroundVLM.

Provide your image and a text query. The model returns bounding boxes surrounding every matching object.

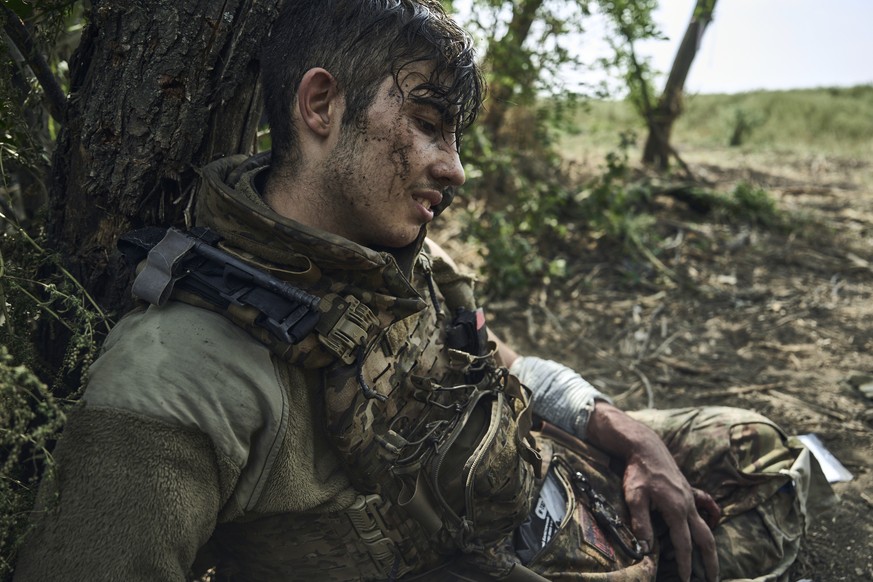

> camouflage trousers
[515,406,833,582]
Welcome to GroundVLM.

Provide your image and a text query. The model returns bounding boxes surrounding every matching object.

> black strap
[118,227,321,345]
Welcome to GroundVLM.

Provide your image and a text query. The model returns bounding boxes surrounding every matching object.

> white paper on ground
[797,433,853,483]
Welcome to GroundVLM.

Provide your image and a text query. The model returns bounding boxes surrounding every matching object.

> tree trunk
[642,0,716,169]
[43,0,280,369]
[473,0,544,206]
[480,0,544,142]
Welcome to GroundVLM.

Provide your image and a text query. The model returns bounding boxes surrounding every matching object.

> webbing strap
[397,472,444,538]
[120,227,381,364]
[130,228,195,306]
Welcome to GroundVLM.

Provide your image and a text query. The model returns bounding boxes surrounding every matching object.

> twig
[718,382,781,396]
[1,4,67,123]
[656,354,711,375]
[0,192,17,223]
[610,383,639,405]
[664,141,695,181]
[567,332,615,363]
[633,238,679,286]
[657,218,712,238]
[630,364,655,409]
[645,329,683,361]
[768,390,849,422]
[0,210,114,331]
[524,307,538,345]
[634,303,664,362]
[0,248,14,336]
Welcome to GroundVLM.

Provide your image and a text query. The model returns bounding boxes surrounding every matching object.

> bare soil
[436,147,873,581]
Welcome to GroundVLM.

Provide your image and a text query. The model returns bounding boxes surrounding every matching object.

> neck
[263,165,322,226]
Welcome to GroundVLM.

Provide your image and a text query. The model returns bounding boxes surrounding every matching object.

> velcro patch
[577,503,616,561]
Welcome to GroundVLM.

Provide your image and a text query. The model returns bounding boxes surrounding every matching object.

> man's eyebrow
[409,95,459,124]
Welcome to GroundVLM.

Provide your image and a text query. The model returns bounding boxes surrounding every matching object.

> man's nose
[432,144,466,187]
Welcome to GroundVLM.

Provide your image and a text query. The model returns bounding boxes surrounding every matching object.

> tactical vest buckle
[317,294,380,365]
[346,494,413,578]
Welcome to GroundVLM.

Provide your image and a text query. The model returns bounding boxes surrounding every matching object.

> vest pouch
[430,390,535,552]
[515,460,577,566]
[519,432,658,581]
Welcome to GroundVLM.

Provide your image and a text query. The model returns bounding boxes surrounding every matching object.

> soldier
[14,1,831,581]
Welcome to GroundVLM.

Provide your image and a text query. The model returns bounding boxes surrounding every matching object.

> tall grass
[560,85,873,160]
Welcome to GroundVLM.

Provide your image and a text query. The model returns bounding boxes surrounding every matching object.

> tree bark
[49,0,279,313]
[642,0,716,169]
[43,0,280,368]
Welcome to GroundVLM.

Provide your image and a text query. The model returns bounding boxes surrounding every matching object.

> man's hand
[586,402,720,582]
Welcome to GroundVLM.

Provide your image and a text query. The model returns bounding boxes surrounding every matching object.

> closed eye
[416,117,438,136]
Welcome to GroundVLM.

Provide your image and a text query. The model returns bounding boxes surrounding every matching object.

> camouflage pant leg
[628,406,834,582]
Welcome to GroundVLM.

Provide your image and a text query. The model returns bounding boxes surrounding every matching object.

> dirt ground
[435,146,873,581]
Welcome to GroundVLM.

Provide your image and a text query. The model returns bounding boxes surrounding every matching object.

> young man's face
[317,63,466,248]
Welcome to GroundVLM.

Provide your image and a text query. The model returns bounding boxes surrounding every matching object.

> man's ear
[297,68,340,138]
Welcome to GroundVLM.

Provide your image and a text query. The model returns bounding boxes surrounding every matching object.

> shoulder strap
[420,249,489,358]
[118,227,379,367]
[423,248,478,313]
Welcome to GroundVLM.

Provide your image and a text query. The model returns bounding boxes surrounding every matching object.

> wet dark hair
[260,0,484,168]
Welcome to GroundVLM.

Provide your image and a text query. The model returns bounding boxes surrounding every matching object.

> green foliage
[573,130,673,280]
[1,219,110,386]
[560,85,873,158]
[452,0,675,296]
[0,345,65,579]
[1,0,82,232]
[0,43,51,192]
[461,122,574,297]
[0,217,109,579]
[718,181,780,227]
[0,5,102,569]
[594,0,662,114]
[726,107,763,147]
[464,0,592,105]
[455,0,609,297]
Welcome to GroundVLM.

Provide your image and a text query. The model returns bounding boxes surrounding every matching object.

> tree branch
[1,4,67,123]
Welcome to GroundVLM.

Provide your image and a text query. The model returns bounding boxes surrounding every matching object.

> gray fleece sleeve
[509,356,612,440]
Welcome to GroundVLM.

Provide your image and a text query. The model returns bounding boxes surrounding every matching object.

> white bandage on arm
[509,356,612,440]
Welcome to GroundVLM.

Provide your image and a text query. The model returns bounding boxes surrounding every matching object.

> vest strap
[345,494,415,578]
[119,227,381,364]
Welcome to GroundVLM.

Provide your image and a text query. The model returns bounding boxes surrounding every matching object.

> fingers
[663,510,695,581]
[664,512,718,582]
[689,514,719,582]
[692,487,722,530]
[625,490,654,554]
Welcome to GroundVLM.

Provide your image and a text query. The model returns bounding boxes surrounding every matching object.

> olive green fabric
[85,302,307,512]
[14,408,236,581]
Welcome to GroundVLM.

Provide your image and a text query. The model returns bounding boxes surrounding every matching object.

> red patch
[475,308,486,330]
[577,504,616,561]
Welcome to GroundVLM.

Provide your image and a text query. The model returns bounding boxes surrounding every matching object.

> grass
[560,84,873,160]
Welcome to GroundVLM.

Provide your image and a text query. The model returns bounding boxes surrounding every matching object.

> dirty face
[318,63,466,248]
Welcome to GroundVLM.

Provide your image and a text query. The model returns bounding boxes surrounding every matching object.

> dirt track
[436,147,873,580]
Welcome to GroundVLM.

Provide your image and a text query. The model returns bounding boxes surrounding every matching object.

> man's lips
[413,189,443,211]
